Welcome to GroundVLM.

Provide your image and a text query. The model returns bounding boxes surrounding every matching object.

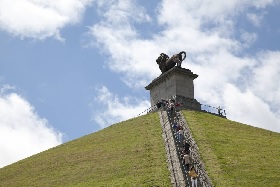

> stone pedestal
[145,66,201,110]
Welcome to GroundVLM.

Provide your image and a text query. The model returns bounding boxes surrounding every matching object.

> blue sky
[0,0,280,168]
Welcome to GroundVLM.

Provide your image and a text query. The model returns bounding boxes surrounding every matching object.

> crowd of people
[157,98,226,118]
[158,98,200,187]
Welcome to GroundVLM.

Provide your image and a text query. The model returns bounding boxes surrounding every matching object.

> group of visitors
[156,98,183,111]
[173,116,199,187]
[160,98,200,187]
[217,106,226,116]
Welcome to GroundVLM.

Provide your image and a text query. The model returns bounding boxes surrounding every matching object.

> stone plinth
[145,66,201,110]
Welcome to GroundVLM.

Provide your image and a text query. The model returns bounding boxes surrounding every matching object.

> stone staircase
[158,109,213,187]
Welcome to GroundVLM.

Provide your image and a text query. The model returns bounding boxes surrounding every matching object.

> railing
[136,104,158,117]
[200,104,226,118]
[135,98,226,119]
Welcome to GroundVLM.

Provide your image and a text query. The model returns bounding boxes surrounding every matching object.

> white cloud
[0,0,92,40]
[90,0,258,88]
[100,0,151,25]
[223,84,280,132]
[253,0,275,9]
[0,85,62,168]
[246,13,263,27]
[89,1,161,88]
[189,49,256,104]
[88,0,280,133]
[91,85,150,129]
[250,51,280,108]
[240,30,257,47]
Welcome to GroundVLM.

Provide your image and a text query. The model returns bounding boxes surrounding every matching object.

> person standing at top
[156,100,162,109]
[217,106,222,115]
[161,98,167,108]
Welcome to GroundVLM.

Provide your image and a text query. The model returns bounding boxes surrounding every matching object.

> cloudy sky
[1,0,279,168]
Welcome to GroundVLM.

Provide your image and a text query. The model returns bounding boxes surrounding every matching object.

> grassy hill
[1,110,280,187]
[0,113,171,187]
[182,110,280,187]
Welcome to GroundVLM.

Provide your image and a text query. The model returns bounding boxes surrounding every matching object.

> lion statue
[156,51,186,73]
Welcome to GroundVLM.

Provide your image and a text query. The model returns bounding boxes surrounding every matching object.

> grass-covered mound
[182,110,280,187]
[0,112,171,187]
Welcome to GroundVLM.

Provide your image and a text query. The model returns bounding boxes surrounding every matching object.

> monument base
[174,95,201,111]
[145,66,201,111]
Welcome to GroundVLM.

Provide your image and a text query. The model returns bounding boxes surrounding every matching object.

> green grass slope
[0,113,171,187]
[182,110,280,187]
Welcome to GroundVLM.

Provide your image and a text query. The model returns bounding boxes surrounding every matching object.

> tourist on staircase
[188,166,198,187]
[177,126,184,144]
[183,151,190,171]
[172,120,178,133]
[183,139,190,153]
